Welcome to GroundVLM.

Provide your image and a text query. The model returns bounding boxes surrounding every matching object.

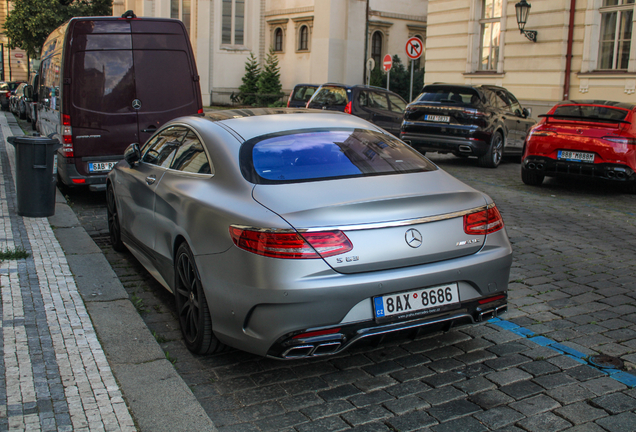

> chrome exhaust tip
[458,145,472,153]
[527,163,536,170]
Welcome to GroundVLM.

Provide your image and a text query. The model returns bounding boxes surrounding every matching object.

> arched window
[371,31,382,70]
[299,25,309,51]
[274,28,283,52]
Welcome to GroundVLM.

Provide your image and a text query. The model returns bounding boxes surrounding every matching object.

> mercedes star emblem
[132,99,142,109]
[405,228,423,248]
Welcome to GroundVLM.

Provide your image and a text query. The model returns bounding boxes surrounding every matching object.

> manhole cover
[589,355,624,369]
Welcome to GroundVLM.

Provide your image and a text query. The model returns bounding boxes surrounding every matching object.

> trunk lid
[253,170,489,274]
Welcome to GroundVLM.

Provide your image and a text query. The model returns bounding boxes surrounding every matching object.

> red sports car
[521,100,636,193]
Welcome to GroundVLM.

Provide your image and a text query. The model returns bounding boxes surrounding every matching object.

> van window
[72,51,135,113]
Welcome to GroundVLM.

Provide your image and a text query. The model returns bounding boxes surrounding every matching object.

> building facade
[112,0,427,105]
[0,1,30,82]
[425,0,636,116]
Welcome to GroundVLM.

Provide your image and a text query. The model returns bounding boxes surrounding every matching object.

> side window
[388,94,406,113]
[358,91,369,107]
[142,127,186,167]
[506,91,522,114]
[494,90,511,110]
[171,131,213,174]
[369,92,389,110]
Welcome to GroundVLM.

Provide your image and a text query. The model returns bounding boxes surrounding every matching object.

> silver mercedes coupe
[106,109,512,359]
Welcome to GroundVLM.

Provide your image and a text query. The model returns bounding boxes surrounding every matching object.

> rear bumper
[523,156,636,182]
[57,155,122,190]
[401,131,490,156]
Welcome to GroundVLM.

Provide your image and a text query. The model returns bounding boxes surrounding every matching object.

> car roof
[200,108,384,142]
[556,100,636,110]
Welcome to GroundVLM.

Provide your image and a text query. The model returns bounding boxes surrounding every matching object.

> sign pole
[387,70,390,91]
[410,60,414,102]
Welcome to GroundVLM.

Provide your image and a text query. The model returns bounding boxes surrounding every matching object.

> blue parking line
[488,318,636,388]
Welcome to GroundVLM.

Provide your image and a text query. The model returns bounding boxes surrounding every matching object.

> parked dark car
[9,83,30,119]
[287,84,318,108]
[306,84,407,137]
[522,100,636,193]
[401,84,536,168]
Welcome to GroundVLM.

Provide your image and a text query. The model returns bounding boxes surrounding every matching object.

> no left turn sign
[405,37,423,60]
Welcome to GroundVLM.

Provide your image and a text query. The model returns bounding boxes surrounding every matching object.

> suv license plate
[374,283,460,321]
[88,162,116,172]
[425,115,450,123]
[558,150,594,163]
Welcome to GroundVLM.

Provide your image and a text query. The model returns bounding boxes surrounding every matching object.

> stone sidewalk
[0,112,216,432]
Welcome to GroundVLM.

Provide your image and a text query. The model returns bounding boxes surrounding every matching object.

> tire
[478,132,504,168]
[174,242,224,355]
[106,183,126,252]
[521,166,544,186]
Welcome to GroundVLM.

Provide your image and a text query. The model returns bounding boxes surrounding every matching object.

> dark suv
[306,84,407,137]
[400,84,535,168]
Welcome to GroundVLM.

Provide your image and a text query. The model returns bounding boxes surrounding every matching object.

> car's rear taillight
[462,108,485,116]
[229,227,353,259]
[603,136,636,145]
[344,101,352,114]
[531,130,558,137]
[463,205,504,235]
[61,114,74,158]
[287,94,292,107]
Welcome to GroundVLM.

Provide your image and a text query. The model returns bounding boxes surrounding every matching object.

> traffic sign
[383,54,393,72]
[405,37,423,60]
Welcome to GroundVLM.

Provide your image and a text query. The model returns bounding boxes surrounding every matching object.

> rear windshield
[291,86,317,102]
[241,128,436,184]
[309,87,349,106]
[551,105,629,122]
[417,86,481,106]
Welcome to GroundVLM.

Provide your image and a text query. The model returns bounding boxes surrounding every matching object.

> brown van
[37,12,203,190]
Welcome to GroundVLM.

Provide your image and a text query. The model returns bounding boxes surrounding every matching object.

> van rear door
[131,20,202,144]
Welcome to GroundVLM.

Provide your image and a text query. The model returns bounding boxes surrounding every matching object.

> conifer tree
[238,52,261,105]
[257,46,283,106]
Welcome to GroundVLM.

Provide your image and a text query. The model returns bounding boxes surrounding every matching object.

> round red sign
[405,37,423,60]
[383,54,393,72]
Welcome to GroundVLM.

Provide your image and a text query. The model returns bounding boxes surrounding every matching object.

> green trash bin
[7,135,62,217]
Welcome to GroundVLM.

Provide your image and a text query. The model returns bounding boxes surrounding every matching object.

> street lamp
[515,0,538,42]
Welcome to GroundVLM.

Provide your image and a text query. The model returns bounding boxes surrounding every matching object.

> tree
[257,46,283,107]
[237,52,261,106]
[4,0,112,58]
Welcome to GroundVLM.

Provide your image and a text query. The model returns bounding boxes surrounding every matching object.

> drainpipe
[363,0,369,83]
[563,0,576,100]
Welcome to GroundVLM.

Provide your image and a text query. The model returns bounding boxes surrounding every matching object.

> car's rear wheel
[106,184,126,252]
[478,132,503,168]
[521,167,544,186]
[174,242,224,355]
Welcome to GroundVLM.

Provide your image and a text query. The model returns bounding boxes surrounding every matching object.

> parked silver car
[107,109,512,359]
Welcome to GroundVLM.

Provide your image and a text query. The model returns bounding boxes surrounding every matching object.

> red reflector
[464,205,504,235]
[293,328,341,339]
[72,179,86,184]
[229,227,353,259]
[197,108,203,114]
[344,101,352,114]
[478,294,506,305]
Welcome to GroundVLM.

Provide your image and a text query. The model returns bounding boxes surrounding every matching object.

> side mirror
[124,143,141,166]
[523,107,531,118]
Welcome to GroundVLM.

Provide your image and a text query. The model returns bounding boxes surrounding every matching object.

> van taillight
[344,101,352,114]
[197,108,203,114]
[61,114,74,158]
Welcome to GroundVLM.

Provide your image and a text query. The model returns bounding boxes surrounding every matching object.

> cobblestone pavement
[64,142,636,431]
[0,114,136,431]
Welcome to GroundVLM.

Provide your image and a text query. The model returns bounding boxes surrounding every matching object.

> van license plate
[374,283,460,321]
[88,162,116,172]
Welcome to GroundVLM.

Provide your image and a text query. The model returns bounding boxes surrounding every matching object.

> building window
[371,31,382,70]
[222,0,245,45]
[299,25,309,51]
[171,0,191,35]
[598,0,634,70]
[479,0,502,71]
[274,28,283,52]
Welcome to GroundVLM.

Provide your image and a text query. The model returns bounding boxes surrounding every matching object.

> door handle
[146,175,156,185]
[142,126,157,133]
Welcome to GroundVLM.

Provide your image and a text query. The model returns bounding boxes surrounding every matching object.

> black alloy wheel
[479,132,504,168]
[106,184,126,252]
[174,243,223,355]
